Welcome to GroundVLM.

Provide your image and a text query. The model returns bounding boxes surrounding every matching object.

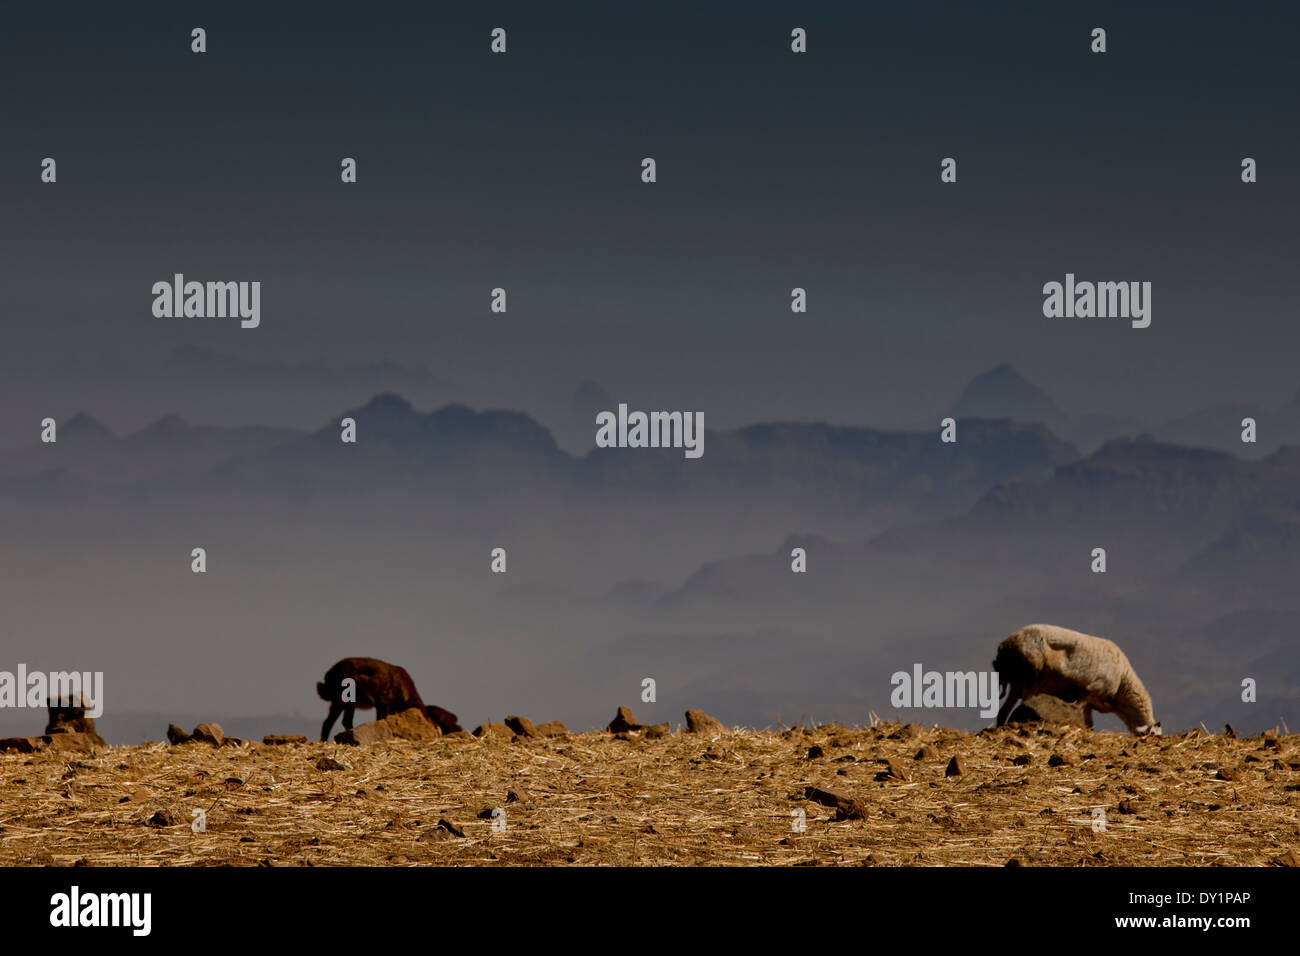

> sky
[0,0,1297,442]
[0,2,1298,740]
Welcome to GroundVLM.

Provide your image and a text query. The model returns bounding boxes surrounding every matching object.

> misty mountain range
[952,363,1300,457]
[1,364,1296,743]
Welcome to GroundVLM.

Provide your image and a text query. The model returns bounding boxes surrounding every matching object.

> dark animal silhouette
[426,704,464,734]
[317,657,461,741]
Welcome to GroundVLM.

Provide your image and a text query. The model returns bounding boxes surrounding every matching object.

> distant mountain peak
[953,364,1066,428]
[364,392,413,410]
[988,362,1030,382]
[60,413,114,439]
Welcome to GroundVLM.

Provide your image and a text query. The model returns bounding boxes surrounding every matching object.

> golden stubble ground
[1,722,1297,866]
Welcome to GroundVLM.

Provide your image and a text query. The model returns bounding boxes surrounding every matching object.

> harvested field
[1,721,1298,866]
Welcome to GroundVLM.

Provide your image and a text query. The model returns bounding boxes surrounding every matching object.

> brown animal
[426,704,464,734]
[317,657,461,741]
[46,695,97,735]
[45,695,107,747]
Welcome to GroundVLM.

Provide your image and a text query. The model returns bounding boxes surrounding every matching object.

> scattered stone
[1013,753,1033,766]
[1008,694,1088,728]
[807,745,825,759]
[166,725,191,745]
[1118,799,1137,814]
[1048,752,1073,767]
[642,722,671,739]
[915,744,939,761]
[535,720,569,737]
[190,723,224,746]
[875,758,909,782]
[473,722,514,740]
[505,715,541,738]
[148,809,181,827]
[1272,848,1299,867]
[384,707,441,741]
[443,731,473,739]
[40,733,102,753]
[437,819,466,838]
[945,756,966,777]
[1224,724,1237,739]
[315,757,349,771]
[263,734,308,746]
[0,737,41,754]
[1217,767,1239,781]
[684,709,724,734]
[803,785,866,820]
[334,720,395,746]
[608,706,640,734]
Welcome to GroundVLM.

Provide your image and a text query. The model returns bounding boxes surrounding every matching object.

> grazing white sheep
[993,624,1161,736]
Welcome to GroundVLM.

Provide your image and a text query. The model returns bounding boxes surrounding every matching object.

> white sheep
[993,624,1161,736]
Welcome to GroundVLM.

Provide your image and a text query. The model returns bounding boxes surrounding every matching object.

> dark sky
[2,0,1297,432]
[0,1,1296,739]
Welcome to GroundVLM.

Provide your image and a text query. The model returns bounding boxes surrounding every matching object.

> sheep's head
[993,637,1043,687]
[425,705,463,734]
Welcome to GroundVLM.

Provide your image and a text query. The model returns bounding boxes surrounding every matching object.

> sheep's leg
[342,705,356,731]
[320,702,343,742]
[1083,704,1095,729]
[995,682,1022,726]
[375,703,389,720]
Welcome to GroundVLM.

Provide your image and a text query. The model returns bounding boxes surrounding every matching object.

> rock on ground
[384,707,441,741]
[684,709,724,734]
[190,723,224,746]
[1008,694,1088,728]
[335,720,395,746]
[608,706,640,734]
[505,715,541,738]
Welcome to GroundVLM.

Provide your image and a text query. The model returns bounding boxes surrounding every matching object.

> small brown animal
[45,695,107,747]
[317,657,461,741]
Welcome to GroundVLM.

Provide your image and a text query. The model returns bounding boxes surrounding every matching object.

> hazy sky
[0,2,1297,739]
[2,0,1297,428]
